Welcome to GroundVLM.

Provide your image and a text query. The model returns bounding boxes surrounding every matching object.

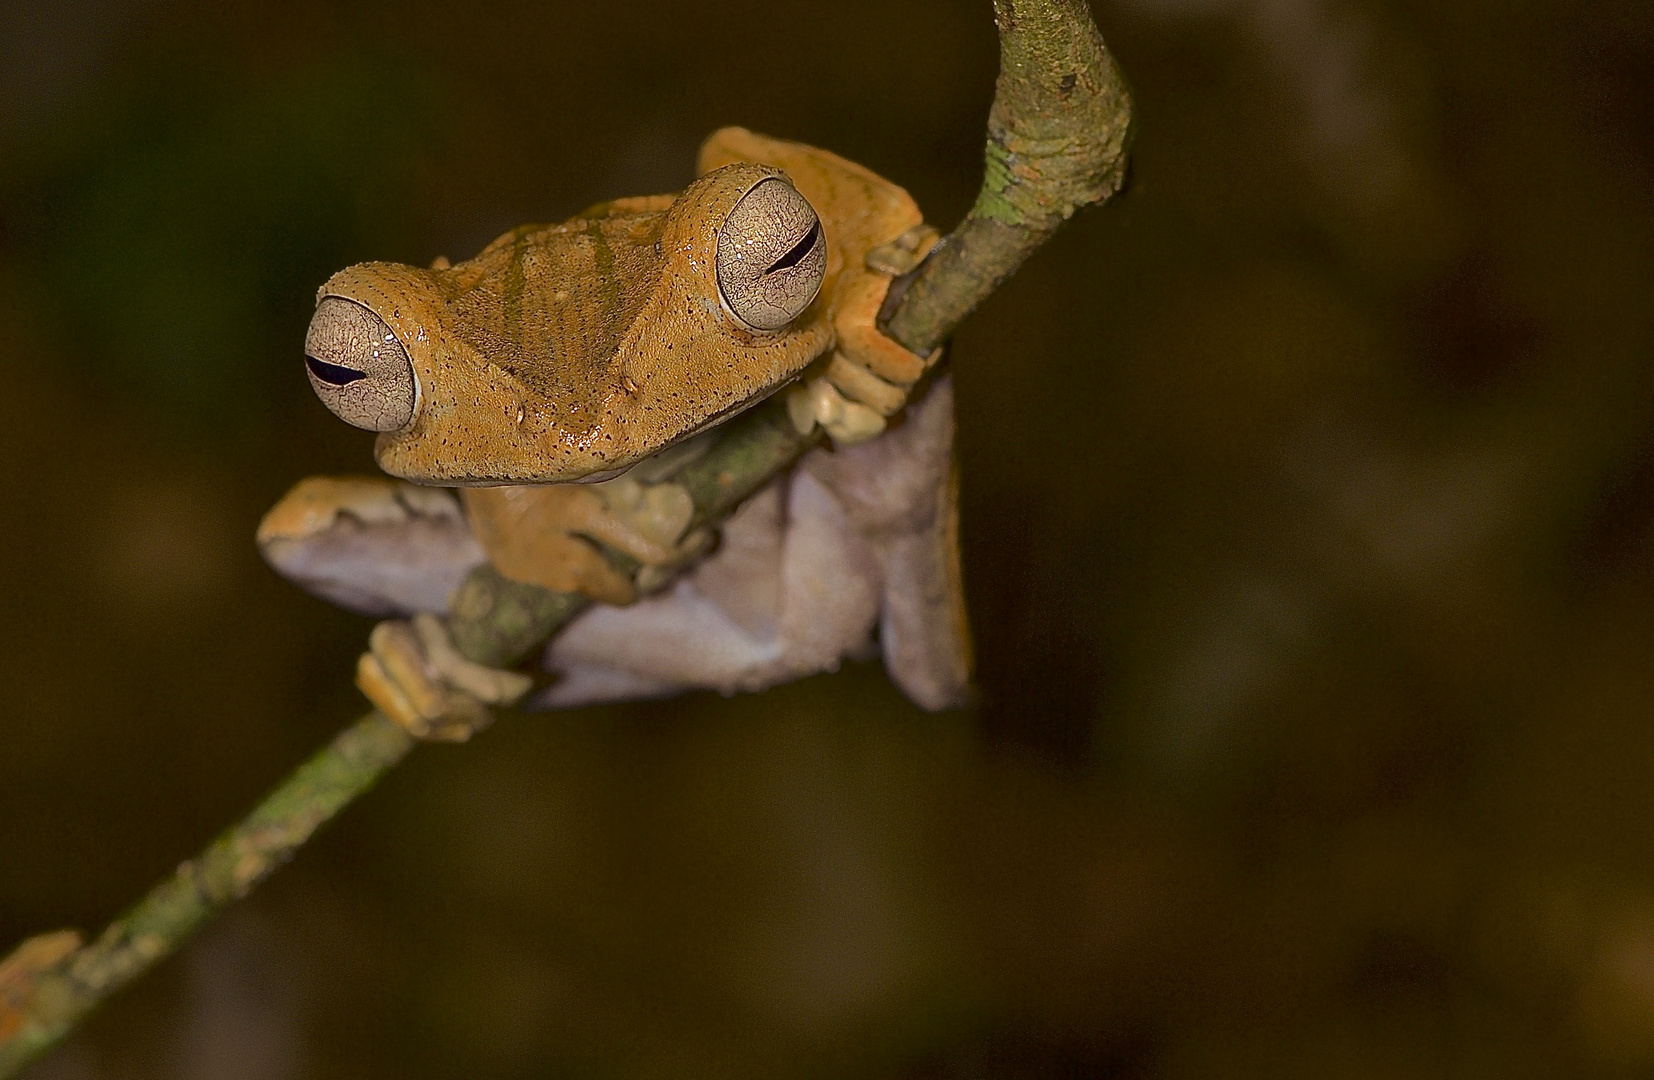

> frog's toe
[408,613,534,706]
[863,224,941,278]
[356,616,530,742]
[787,377,887,446]
[824,352,908,416]
[831,248,943,390]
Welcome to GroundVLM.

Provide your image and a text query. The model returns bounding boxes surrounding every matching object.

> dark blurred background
[2,0,1653,1075]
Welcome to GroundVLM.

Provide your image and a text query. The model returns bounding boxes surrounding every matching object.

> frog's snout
[304,297,417,432]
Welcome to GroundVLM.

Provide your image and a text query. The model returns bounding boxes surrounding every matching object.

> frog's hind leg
[536,474,885,708]
[537,375,973,713]
[803,375,973,710]
[259,477,526,740]
[355,613,531,741]
[257,476,487,616]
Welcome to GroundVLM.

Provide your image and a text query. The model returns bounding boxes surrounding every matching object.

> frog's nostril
[306,355,367,386]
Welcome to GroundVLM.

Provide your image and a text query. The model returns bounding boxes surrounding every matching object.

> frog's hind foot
[357,614,533,742]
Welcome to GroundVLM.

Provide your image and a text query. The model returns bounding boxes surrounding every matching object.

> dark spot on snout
[307,356,367,386]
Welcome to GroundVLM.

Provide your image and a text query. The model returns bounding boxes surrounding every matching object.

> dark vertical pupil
[766,221,821,274]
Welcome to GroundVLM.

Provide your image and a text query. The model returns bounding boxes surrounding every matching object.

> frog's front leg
[540,375,970,711]
[789,224,944,446]
[459,475,712,606]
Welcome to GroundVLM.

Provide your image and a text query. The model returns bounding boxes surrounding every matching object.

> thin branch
[0,714,413,1075]
[887,0,1133,354]
[0,2,1133,1073]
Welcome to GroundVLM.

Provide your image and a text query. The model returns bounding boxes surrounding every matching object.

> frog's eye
[304,297,417,431]
[715,178,827,332]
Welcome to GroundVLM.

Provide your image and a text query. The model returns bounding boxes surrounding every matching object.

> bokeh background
[2,0,1653,1075]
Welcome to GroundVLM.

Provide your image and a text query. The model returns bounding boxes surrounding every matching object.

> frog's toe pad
[788,378,887,445]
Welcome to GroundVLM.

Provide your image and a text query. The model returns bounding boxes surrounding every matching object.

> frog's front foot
[789,224,943,446]
[355,613,533,741]
[460,476,714,607]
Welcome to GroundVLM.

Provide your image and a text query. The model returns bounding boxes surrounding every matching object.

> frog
[258,128,971,739]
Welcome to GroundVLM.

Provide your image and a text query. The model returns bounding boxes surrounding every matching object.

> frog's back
[442,212,667,406]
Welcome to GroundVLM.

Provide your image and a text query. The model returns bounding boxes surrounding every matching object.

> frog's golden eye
[715,178,827,332]
[304,297,417,431]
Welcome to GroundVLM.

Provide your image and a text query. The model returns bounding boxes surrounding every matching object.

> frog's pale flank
[259,128,970,735]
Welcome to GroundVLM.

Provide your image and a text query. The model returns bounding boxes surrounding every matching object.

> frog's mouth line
[677,372,793,440]
[306,356,368,386]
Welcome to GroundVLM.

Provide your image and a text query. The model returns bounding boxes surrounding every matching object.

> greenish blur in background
[2,0,1653,1075]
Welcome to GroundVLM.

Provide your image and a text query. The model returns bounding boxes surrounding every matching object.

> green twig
[0,2,1132,1073]
[0,714,414,1074]
[887,0,1133,355]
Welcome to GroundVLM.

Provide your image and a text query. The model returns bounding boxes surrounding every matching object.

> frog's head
[304,162,835,485]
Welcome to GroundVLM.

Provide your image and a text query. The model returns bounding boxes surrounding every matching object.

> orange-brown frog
[259,128,969,739]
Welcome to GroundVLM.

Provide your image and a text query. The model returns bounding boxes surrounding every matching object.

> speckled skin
[315,129,924,487]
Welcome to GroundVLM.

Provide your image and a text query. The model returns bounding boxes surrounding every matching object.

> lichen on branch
[886,0,1133,356]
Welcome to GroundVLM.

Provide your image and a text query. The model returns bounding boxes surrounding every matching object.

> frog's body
[260,129,969,730]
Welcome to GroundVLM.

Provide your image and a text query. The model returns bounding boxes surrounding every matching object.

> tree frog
[258,129,970,738]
